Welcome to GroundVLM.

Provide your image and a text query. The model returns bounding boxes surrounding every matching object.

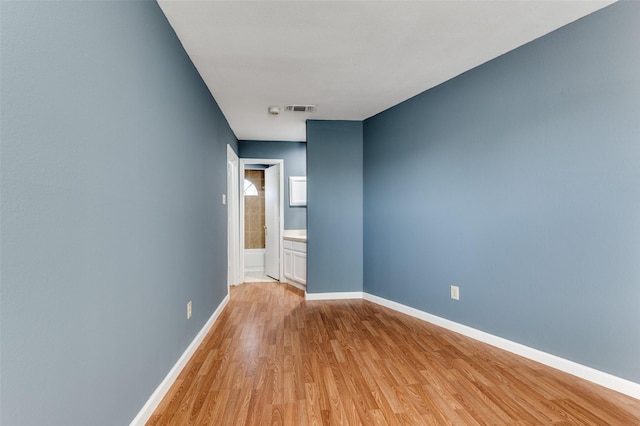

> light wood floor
[148,282,640,425]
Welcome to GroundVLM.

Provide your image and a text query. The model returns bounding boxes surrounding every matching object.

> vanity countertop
[283,230,306,243]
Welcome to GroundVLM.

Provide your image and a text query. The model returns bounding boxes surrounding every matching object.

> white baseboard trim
[363,292,640,400]
[305,291,364,301]
[129,293,230,425]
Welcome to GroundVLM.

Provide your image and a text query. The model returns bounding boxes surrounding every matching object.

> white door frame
[240,158,284,282]
[227,145,241,287]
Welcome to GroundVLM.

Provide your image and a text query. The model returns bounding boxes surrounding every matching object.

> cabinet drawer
[284,239,293,249]
[291,241,307,253]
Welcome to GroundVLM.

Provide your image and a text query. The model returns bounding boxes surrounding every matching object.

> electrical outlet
[222,194,226,205]
[187,301,192,319]
[450,285,460,301]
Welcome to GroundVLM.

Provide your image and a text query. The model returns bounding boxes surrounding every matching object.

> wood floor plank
[147,282,640,425]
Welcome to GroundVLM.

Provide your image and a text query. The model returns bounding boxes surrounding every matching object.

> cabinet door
[283,249,293,279]
[292,251,307,285]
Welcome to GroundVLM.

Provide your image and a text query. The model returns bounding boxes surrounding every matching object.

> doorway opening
[239,159,283,283]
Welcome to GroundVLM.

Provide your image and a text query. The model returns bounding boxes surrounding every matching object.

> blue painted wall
[307,121,363,293]
[238,141,307,230]
[0,2,236,424]
[363,1,640,383]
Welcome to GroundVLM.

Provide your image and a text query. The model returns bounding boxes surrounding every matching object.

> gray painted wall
[238,141,307,230]
[1,2,236,424]
[307,121,363,293]
[363,1,640,383]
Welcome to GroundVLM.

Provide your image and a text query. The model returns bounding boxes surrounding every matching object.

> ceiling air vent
[285,105,317,113]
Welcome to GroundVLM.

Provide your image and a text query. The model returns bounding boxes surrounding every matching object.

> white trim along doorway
[227,145,241,287]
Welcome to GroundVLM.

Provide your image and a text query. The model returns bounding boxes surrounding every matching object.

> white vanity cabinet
[283,238,306,287]
[283,247,293,279]
[292,248,307,284]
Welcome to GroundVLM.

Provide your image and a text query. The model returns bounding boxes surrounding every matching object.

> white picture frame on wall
[289,176,307,206]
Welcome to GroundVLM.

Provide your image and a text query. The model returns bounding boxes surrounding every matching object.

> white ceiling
[158,0,614,142]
